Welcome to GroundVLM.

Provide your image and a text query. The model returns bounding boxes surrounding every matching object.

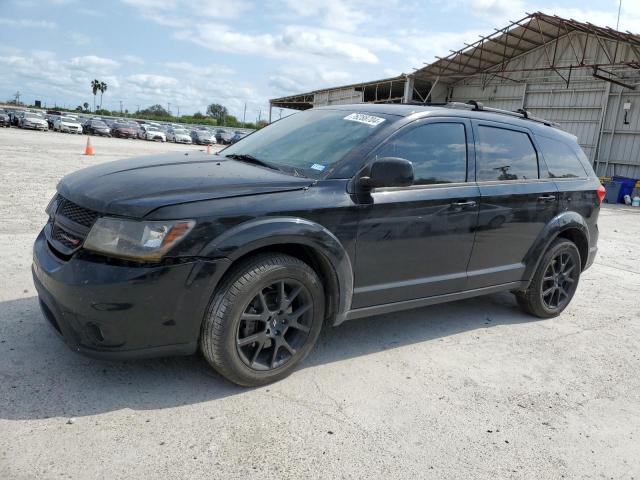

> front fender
[200,217,354,321]
[522,211,589,285]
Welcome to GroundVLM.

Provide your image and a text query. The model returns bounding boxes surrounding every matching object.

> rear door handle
[451,200,477,208]
[538,195,556,202]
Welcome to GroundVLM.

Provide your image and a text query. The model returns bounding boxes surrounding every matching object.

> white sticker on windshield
[343,113,385,127]
[310,163,326,171]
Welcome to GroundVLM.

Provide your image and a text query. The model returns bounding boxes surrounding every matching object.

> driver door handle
[451,200,477,208]
[538,195,556,202]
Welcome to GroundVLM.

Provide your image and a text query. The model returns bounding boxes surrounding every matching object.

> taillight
[596,184,606,205]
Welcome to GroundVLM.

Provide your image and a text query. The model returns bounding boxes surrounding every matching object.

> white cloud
[0,18,57,29]
[164,61,235,76]
[65,55,121,73]
[269,66,352,94]
[127,74,178,88]
[175,23,385,64]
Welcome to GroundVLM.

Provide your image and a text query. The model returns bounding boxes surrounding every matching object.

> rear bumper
[32,229,230,360]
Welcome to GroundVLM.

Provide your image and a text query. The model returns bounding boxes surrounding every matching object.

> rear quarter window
[537,135,588,178]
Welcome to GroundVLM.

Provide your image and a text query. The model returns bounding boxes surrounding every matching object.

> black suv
[32,103,604,386]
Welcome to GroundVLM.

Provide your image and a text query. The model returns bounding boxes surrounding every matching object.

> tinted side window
[537,135,588,178]
[476,126,538,181]
[377,123,467,185]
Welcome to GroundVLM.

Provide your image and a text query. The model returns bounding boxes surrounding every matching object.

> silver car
[20,113,48,131]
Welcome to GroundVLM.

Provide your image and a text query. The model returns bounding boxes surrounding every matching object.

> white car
[167,128,192,144]
[53,116,83,134]
[141,125,166,142]
[20,113,48,131]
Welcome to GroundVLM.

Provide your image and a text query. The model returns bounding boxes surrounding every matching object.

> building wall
[313,88,363,107]
[447,32,640,178]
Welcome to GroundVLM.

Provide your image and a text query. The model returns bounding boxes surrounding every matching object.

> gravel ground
[1,127,639,480]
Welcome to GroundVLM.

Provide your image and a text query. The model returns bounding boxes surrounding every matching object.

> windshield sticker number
[310,164,326,171]
[344,113,385,127]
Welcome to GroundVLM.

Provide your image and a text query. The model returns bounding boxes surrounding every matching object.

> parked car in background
[83,119,111,136]
[214,129,233,144]
[0,109,10,127]
[46,114,58,129]
[20,113,48,131]
[191,129,216,145]
[167,127,192,144]
[111,122,137,139]
[230,131,248,144]
[141,125,166,142]
[8,109,24,126]
[53,116,83,134]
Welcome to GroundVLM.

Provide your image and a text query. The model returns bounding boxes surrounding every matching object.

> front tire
[201,253,325,387]
[515,238,581,318]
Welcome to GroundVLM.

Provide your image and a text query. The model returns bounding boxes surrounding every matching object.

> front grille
[52,224,83,249]
[58,198,99,227]
[47,195,100,255]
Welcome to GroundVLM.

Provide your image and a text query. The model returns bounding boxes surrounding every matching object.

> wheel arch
[522,211,590,286]
[200,217,354,325]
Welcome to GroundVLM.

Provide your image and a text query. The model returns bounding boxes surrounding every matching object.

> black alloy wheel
[236,279,313,371]
[516,238,581,318]
[200,253,324,386]
[540,251,577,310]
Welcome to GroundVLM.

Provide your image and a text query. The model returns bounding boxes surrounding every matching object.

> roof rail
[406,100,559,127]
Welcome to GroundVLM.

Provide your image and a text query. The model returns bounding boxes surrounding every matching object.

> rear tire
[200,253,325,386]
[515,238,581,318]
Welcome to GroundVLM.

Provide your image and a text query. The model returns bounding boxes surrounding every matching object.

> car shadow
[0,293,535,421]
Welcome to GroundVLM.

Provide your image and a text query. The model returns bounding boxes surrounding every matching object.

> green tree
[83,102,89,111]
[206,103,228,124]
[90,79,100,112]
[99,81,107,110]
[138,104,169,118]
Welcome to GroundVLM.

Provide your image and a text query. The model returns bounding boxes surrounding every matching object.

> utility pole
[120,100,123,115]
[242,102,247,128]
[258,108,262,124]
[14,91,21,104]
[136,104,140,114]
[279,108,283,120]
[176,106,180,119]
[167,102,171,117]
[616,0,622,29]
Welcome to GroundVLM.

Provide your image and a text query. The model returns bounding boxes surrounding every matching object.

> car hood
[61,120,81,126]
[57,151,313,218]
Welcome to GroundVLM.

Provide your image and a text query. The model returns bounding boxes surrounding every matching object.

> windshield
[221,109,394,178]
[25,114,42,119]
[93,121,107,127]
[174,129,188,134]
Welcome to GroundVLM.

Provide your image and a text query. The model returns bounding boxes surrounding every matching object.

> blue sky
[1,0,638,120]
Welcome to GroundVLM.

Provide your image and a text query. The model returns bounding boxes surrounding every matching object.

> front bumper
[60,125,82,133]
[32,229,230,360]
[23,123,47,130]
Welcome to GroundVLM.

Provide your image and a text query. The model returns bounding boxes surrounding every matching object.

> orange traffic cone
[84,136,95,156]
[206,144,211,155]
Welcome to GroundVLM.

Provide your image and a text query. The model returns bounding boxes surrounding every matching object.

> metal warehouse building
[269,12,640,179]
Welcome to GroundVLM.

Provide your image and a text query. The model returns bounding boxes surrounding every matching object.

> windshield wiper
[225,153,281,171]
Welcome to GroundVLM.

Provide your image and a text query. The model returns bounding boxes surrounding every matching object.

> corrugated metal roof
[414,11,640,80]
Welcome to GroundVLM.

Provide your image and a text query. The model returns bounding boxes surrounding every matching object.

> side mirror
[358,157,414,190]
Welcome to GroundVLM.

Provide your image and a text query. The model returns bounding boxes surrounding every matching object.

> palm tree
[91,79,100,112]
[99,81,107,111]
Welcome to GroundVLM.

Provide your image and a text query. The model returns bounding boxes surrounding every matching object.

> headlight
[84,217,195,261]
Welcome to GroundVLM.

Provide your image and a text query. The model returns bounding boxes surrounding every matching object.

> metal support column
[402,75,415,103]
